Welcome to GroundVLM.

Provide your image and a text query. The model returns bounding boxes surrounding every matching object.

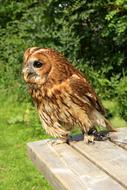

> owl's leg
[84,133,95,144]
[88,128,109,141]
[81,127,95,144]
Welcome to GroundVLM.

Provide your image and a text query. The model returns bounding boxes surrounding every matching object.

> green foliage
[0,91,53,190]
[0,2,127,189]
[0,1,126,116]
[115,76,127,121]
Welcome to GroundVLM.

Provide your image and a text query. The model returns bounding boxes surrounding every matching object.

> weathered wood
[53,143,125,190]
[71,140,127,189]
[28,140,84,190]
[27,140,125,190]
[109,128,127,150]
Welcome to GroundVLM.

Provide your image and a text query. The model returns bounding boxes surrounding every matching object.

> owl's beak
[22,66,38,81]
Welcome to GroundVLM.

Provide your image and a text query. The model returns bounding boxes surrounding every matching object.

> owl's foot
[88,128,109,141]
[84,129,109,144]
[84,134,95,144]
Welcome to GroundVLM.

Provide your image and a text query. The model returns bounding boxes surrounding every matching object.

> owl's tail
[92,110,117,132]
[104,118,117,132]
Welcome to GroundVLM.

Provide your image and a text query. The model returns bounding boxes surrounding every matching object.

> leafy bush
[115,76,127,121]
[0,0,127,120]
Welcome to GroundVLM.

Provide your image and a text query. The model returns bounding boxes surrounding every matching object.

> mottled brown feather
[69,75,106,115]
[22,47,115,140]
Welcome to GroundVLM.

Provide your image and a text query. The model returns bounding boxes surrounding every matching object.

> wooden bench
[27,128,127,190]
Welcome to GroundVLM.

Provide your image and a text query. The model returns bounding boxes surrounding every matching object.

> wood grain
[109,128,127,150]
[27,139,125,190]
[71,139,127,189]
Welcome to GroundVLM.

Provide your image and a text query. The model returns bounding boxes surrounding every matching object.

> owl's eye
[33,60,43,68]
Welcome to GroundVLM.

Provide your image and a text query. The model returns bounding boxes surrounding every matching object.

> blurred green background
[0,0,127,190]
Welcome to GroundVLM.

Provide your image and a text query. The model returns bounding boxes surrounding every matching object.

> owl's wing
[69,74,106,115]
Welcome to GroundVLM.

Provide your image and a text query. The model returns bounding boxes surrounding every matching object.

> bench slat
[71,139,127,189]
[109,128,127,150]
[27,140,125,190]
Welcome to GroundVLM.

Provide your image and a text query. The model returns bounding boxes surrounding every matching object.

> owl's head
[22,47,72,85]
[22,47,52,85]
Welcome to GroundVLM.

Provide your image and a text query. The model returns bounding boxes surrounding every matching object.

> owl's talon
[88,129,109,141]
[84,135,95,144]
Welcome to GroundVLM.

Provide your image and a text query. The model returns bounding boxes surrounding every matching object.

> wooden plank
[53,143,125,190]
[27,140,125,190]
[109,128,127,150]
[71,139,127,189]
[27,140,84,190]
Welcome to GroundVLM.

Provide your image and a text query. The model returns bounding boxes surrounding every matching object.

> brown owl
[22,47,115,144]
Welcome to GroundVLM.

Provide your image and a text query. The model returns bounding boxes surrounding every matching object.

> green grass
[0,91,53,190]
[0,89,126,190]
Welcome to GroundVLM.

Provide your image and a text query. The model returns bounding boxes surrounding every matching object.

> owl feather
[22,47,115,143]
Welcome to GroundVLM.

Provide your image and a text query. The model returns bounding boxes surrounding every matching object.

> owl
[22,47,115,144]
